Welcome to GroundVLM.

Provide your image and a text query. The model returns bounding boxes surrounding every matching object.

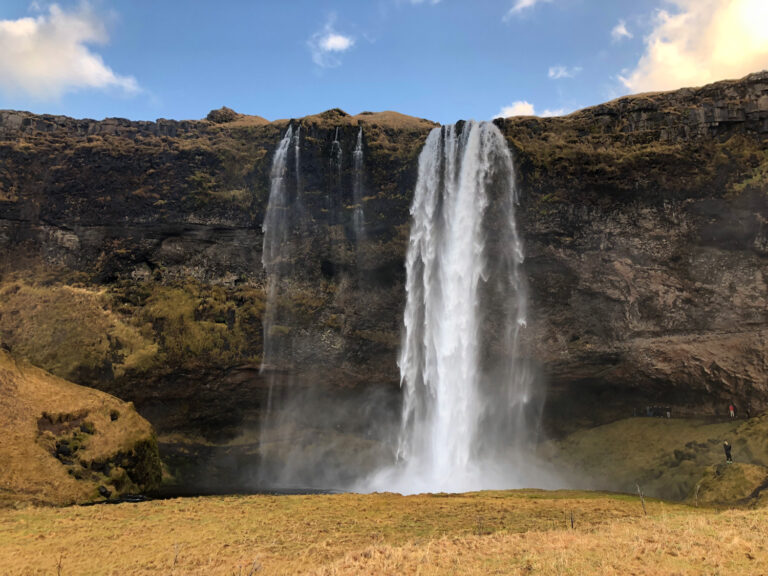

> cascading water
[294,125,302,202]
[351,127,366,246]
[364,121,551,494]
[260,125,301,413]
[330,127,342,212]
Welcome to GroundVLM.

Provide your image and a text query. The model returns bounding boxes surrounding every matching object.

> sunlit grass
[0,490,765,575]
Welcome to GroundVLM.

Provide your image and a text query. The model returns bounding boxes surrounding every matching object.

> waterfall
[364,121,547,494]
[294,125,302,200]
[352,127,366,248]
[330,127,342,185]
[260,125,301,411]
[327,127,343,231]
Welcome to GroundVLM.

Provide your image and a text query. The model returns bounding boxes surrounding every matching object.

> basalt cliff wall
[0,73,766,446]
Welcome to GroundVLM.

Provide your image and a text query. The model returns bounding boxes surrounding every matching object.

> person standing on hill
[723,441,733,464]
[729,404,736,418]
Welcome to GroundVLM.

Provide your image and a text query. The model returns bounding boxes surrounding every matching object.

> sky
[0,0,766,124]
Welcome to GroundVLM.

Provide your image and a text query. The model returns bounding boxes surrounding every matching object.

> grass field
[1,490,766,575]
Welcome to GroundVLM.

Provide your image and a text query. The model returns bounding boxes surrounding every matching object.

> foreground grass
[1,491,766,575]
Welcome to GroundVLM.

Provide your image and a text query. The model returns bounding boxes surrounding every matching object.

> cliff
[503,72,768,430]
[0,72,766,468]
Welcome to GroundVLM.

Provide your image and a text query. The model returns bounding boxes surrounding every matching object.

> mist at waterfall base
[252,121,561,494]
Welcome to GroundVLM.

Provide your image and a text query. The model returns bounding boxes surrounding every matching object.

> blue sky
[0,0,766,123]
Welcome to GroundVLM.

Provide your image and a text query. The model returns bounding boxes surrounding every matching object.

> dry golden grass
[0,351,155,507]
[220,114,270,127]
[270,109,436,132]
[0,490,764,575]
[313,511,768,575]
[352,111,437,131]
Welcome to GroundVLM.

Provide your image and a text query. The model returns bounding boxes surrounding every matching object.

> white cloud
[496,101,569,118]
[548,65,582,79]
[495,101,535,117]
[503,0,552,21]
[0,2,139,99]
[308,15,355,68]
[408,0,442,4]
[320,34,353,52]
[620,0,768,93]
[611,19,633,42]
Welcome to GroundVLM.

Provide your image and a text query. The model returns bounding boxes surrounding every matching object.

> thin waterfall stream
[352,126,366,249]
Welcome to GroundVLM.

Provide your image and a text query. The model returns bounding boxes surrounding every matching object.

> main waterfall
[365,121,547,494]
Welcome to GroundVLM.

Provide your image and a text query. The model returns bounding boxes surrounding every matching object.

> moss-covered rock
[691,463,768,507]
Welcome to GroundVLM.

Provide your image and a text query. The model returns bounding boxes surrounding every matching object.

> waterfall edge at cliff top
[361,120,559,494]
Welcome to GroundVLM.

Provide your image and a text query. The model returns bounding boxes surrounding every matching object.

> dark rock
[98,485,111,499]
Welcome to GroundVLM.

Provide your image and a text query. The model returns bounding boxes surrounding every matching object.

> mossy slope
[545,413,768,503]
[0,349,161,507]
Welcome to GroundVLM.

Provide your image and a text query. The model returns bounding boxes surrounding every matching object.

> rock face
[0,73,766,461]
[503,72,768,431]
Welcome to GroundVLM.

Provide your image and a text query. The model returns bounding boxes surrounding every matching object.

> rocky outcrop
[0,72,766,455]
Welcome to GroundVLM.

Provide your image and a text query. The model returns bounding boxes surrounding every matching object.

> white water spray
[364,121,550,494]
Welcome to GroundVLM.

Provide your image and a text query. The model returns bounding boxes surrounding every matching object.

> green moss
[125,436,163,492]
[79,421,96,435]
[0,280,157,383]
[138,282,263,371]
[728,150,768,195]
[268,325,292,337]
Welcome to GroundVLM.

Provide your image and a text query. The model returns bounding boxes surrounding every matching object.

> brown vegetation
[0,490,765,575]
[0,350,161,506]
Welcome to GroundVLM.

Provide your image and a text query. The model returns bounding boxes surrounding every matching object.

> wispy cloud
[611,19,633,42]
[308,15,355,69]
[620,0,768,93]
[503,0,553,21]
[496,101,569,118]
[548,65,582,79]
[0,2,139,100]
[408,0,442,4]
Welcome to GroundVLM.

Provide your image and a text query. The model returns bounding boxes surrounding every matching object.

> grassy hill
[0,349,161,506]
